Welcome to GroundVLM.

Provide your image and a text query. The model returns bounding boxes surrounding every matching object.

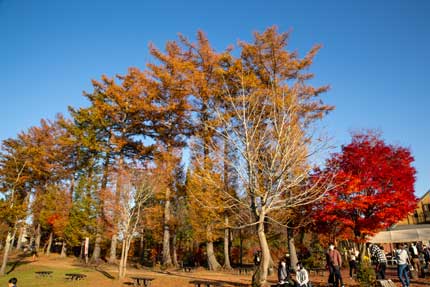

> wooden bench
[65,273,87,280]
[130,276,155,287]
[189,280,223,287]
[35,271,53,277]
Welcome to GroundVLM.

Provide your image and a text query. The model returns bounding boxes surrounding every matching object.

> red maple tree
[313,131,417,242]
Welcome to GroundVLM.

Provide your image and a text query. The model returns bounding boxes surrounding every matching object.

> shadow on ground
[6,253,32,275]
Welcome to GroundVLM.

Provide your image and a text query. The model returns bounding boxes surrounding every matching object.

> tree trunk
[253,216,270,287]
[35,223,41,250]
[287,227,298,271]
[80,240,84,259]
[358,241,367,262]
[172,233,178,267]
[110,156,123,264]
[91,233,102,262]
[162,188,172,266]
[16,225,25,251]
[60,242,67,257]
[206,223,221,270]
[223,215,232,269]
[45,232,53,255]
[93,154,110,262]
[109,234,118,264]
[139,232,144,260]
[0,231,13,275]
[206,241,221,270]
[119,238,128,278]
[239,229,243,266]
[10,228,17,250]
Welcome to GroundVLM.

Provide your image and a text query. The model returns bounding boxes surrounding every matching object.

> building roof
[419,189,430,201]
[389,224,430,231]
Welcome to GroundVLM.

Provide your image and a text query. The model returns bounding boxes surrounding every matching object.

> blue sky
[1,0,429,196]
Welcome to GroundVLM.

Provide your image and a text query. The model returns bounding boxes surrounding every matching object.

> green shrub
[356,256,376,287]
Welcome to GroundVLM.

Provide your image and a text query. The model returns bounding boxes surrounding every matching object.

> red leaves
[313,131,417,240]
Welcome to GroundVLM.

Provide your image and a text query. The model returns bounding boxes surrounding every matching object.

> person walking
[326,243,344,287]
[369,244,387,280]
[395,244,410,287]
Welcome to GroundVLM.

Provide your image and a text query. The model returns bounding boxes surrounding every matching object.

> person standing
[326,243,344,287]
[423,245,430,268]
[30,241,38,262]
[395,244,410,287]
[347,247,359,278]
[409,242,421,276]
[278,255,291,286]
[254,250,261,266]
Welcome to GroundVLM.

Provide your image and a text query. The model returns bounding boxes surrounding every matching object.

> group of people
[277,254,311,287]
[407,242,430,273]
[272,240,430,287]
[276,242,344,287]
[368,242,430,287]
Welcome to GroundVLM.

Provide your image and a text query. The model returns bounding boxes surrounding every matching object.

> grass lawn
[0,252,257,287]
[0,254,120,287]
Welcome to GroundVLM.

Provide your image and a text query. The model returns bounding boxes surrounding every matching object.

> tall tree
[72,68,159,263]
[146,40,191,266]
[313,131,417,248]
[186,150,228,270]
[0,137,29,275]
[205,26,333,285]
[179,31,232,270]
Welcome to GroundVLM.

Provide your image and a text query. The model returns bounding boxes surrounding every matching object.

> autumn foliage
[0,27,420,285]
[313,131,417,241]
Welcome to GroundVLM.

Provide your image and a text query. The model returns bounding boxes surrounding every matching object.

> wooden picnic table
[65,273,87,280]
[130,276,155,287]
[189,280,223,287]
[35,271,53,277]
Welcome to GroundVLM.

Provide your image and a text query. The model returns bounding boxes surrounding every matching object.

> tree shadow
[145,269,253,286]
[6,254,32,275]
[94,266,115,279]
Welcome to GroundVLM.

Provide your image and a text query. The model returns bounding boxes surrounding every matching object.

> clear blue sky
[1,0,429,196]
